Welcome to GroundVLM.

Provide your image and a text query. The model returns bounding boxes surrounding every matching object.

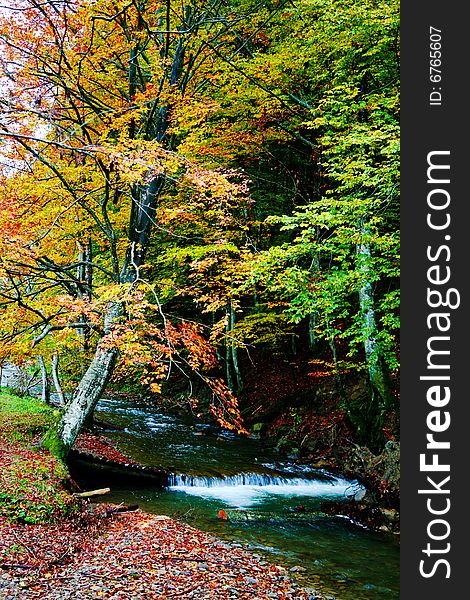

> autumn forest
[0,0,400,597]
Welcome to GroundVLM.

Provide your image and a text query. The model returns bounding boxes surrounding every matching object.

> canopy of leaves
[0,0,399,442]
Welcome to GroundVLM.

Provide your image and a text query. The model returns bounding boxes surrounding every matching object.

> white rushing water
[169,472,361,508]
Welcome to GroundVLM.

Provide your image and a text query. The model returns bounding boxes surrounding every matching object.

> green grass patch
[0,388,59,440]
[0,389,78,524]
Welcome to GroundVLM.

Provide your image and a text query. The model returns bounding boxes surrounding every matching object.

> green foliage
[241,0,399,368]
[0,0,400,448]
[233,312,295,348]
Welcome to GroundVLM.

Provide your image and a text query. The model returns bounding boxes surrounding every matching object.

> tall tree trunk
[78,237,93,349]
[290,334,297,357]
[357,222,394,424]
[46,186,163,460]
[230,302,243,392]
[326,321,345,403]
[308,313,316,352]
[308,252,320,352]
[51,352,66,406]
[225,308,234,393]
[38,355,51,405]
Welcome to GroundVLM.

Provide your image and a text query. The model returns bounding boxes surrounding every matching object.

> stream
[88,397,399,600]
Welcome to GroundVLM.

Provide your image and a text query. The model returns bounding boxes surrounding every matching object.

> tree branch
[33,322,103,346]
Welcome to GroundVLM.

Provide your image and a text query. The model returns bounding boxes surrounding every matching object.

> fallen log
[68,449,169,487]
[74,487,111,498]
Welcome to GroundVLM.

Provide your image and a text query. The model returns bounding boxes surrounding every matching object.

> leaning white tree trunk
[43,303,120,459]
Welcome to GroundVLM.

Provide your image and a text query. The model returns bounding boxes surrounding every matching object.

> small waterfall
[169,473,296,487]
[169,471,362,508]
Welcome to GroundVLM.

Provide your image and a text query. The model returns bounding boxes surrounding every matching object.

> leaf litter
[1,508,320,599]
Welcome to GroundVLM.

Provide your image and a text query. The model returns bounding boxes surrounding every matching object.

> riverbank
[1,509,317,599]
[0,390,317,599]
[240,368,400,534]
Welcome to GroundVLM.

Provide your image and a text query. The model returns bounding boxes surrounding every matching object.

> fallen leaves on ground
[1,508,318,599]
[73,433,139,465]
[0,437,77,525]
